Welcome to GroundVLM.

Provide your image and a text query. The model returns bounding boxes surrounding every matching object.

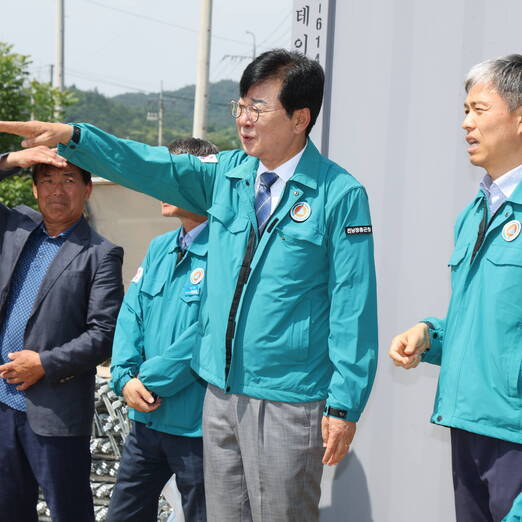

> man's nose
[461,113,474,131]
[51,182,66,194]
[237,109,254,126]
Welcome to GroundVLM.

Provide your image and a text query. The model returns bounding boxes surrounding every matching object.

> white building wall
[311,1,522,520]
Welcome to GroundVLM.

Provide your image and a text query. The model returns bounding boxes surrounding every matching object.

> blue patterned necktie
[255,171,278,235]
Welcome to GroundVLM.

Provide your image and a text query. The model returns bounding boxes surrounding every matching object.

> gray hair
[465,54,522,111]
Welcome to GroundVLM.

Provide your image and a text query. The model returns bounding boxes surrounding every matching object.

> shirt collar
[480,164,522,200]
[41,218,82,239]
[177,221,208,254]
[256,145,306,182]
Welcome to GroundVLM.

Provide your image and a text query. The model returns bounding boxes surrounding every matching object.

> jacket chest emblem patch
[190,267,205,285]
[290,202,311,222]
[502,220,521,242]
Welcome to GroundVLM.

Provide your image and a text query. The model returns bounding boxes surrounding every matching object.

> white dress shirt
[255,145,306,215]
[480,164,522,216]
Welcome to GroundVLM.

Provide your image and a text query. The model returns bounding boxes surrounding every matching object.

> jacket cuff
[110,370,134,396]
[420,317,444,364]
[38,350,64,383]
[0,152,22,179]
[57,124,82,158]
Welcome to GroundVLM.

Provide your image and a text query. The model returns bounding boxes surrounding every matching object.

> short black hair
[32,162,92,184]
[239,49,324,135]
[167,137,219,156]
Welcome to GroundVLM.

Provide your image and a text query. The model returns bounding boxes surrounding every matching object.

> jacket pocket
[276,223,324,247]
[484,246,522,313]
[485,245,522,266]
[506,321,522,399]
[448,244,469,289]
[285,298,311,363]
[448,244,468,268]
[508,344,522,399]
[140,276,166,297]
[207,204,249,234]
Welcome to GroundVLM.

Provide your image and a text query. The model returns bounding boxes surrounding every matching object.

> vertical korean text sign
[291,0,333,153]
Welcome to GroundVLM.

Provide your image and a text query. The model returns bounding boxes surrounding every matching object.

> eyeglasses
[230,100,282,123]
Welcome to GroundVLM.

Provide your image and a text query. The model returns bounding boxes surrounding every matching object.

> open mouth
[466,136,479,152]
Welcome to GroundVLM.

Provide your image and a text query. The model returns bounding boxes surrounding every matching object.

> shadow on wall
[320,451,373,522]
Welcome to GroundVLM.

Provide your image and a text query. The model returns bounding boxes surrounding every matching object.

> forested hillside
[63,79,240,150]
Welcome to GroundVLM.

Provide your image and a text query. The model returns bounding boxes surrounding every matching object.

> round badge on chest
[290,202,311,222]
[502,220,521,242]
[190,268,205,285]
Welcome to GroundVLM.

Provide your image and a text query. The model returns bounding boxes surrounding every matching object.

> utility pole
[246,31,256,60]
[55,0,65,118]
[192,0,212,139]
[158,81,164,146]
[146,82,171,146]
[49,64,55,86]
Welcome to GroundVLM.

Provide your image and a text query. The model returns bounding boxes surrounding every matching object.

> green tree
[0,42,74,209]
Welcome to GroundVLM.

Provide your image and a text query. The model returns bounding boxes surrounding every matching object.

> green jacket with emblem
[423,187,522,444]
[110,226,207,437]
[60,124,378,421]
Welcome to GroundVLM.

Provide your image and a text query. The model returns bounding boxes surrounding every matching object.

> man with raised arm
[0,49,378,521]
[389,55,522,522]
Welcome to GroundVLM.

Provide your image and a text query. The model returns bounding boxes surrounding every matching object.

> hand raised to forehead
[0,121,73,147]
[4,146,68,169]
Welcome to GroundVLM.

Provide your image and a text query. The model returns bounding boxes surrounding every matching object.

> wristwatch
[324,406,348,419]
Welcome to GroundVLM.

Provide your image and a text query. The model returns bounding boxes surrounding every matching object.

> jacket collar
[476,176,522,206]
[290,139,320,190]
[169,223,208,256]
[224,139,321,190]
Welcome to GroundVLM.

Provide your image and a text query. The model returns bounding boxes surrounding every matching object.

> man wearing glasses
[0,49,378,521]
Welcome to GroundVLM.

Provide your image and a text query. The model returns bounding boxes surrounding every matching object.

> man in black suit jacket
[0,147,123,522]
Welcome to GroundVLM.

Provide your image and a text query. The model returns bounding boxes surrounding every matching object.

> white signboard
[292,1,329,64]
[291,0,333,153]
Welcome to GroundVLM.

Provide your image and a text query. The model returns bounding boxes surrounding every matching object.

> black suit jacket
[0,196,123,436]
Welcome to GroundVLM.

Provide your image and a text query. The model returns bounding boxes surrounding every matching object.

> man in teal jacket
[0,50,378,521]
[389,55,522,522]
[107,137,218,522]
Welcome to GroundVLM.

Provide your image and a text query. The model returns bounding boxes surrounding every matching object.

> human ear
[294,108,311,134]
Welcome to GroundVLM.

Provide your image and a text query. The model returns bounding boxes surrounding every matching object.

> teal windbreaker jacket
[423,187,522,444]
[61,124,378,420]
[110,227,207,437]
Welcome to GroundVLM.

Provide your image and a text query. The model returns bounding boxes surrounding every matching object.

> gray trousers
[202,384,325,522]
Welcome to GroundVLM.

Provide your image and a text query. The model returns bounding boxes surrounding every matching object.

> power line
[65,68,230,107]
[258,35,291,54]
[210,56,241,82]
[79,0,250,46]
[256,9,292,48]
[66,68,150,93]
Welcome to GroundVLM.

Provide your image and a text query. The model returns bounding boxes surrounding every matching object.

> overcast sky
[1,0,292,96]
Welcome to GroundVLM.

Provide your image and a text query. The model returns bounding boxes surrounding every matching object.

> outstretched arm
[0,120,247,215]
[0,121,73,147]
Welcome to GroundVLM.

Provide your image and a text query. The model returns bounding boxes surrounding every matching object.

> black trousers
[451,428,522,522]
[107,421,206,522]
[0,402,93,522]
